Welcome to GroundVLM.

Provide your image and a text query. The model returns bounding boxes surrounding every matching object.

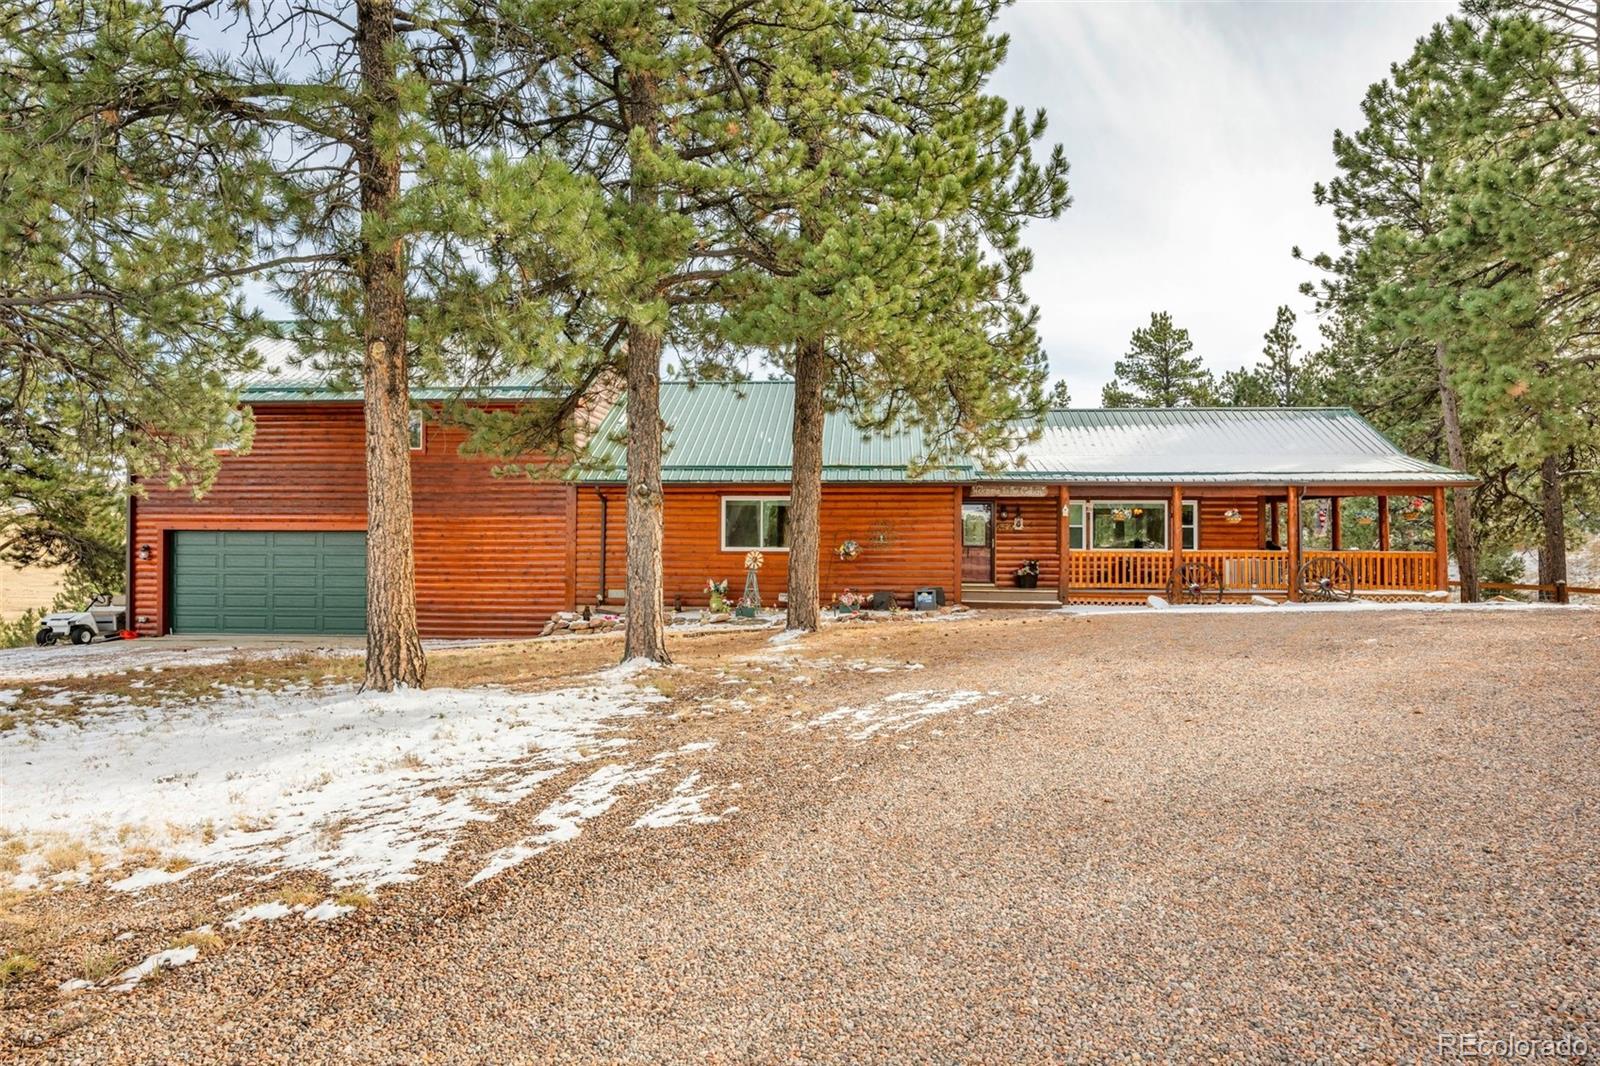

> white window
[1068,502,1085,550]
[409,410,425,451]
[1183,501,1198,551]
[1090,501,1168,550]
[722,497,790,551]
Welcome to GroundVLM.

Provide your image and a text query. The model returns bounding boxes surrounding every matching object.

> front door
[961,503,994,583]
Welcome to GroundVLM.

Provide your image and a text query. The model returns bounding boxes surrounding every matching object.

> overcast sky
[990,0,1455,404]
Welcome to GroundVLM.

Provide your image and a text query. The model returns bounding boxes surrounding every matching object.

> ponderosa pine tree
[2,0,272,592]
[131,0,613,688]
[711,0,1068,631]
[1101,312,1215,407]
[1301,31,1494,601]
[478,2,829,662]
[1412,12,1600,598]
[1221,305,1324,407]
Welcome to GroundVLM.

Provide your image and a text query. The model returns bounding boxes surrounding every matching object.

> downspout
[597,489,608,606]
[125,473,136,629]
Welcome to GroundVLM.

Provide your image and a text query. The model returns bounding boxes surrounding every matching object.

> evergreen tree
[475,1,848,661]
[2,0,272,593]
[136,0,609,687]
[1101,312,1215,407]
[1221,305,1324,406]
[714,0,1069,631]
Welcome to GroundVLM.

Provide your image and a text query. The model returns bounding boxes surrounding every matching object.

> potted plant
[834,588,866,614]
[703,578,730,613]
[1013,559,1041,588]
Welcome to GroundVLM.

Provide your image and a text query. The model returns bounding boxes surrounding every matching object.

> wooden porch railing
[1065,549,1439,593]
[1304,550,1436,591]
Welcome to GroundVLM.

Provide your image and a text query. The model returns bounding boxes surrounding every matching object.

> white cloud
[992,0,1454,403]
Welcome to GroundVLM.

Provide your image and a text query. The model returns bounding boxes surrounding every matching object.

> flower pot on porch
[1015,573,1038,589]
[735,606,757,618]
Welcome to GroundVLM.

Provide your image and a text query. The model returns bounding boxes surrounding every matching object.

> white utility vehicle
[34,594,127,646]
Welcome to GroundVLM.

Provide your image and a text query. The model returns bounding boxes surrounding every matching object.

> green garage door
[170,531,366,634]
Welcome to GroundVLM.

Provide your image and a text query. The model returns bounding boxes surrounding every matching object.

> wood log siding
[984,495,1061,588]
[576,485,962,608]
[131,403,571,638]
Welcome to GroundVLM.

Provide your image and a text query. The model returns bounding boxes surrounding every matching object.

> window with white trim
[721,497,790,551]
[408,410,425,451]
[1182,501,1198,550]
[1090,501,1168,550]
[1068,502,1085,550]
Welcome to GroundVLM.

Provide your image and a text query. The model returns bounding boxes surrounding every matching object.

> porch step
[961,584,1062,609]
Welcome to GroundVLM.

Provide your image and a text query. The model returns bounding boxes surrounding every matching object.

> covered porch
[961,483,1454,606]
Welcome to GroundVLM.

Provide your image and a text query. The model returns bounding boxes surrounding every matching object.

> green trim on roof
[574,382,1476,486]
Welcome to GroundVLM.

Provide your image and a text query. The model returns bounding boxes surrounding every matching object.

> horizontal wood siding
[979,494,1062,588]
[132,403,572,638]
[575,484,960,608]
[1196,496,1262,550]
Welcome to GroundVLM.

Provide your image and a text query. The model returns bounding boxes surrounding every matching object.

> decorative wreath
[835,539,861,560]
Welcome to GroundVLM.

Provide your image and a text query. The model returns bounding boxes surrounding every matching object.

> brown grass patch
[1,953,39,986]
[168,929,223,954]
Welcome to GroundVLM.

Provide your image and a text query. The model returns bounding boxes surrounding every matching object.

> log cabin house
[128,376,1475,638]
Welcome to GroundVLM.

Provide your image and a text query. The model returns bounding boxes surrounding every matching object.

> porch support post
[1170,485,1184,576]
[1286,485,1302,601]
[1377,495,1390,551]
[1432,486,1450,590]
[951,488,963,603]
[1058,484,1071,604]
[1331,495,1343,551]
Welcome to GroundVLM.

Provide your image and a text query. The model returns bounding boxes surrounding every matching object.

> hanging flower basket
[1111,508,1129,522]
[1222,508,1243,524]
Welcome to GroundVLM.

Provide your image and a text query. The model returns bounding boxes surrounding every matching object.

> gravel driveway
[6,607,1597,1062]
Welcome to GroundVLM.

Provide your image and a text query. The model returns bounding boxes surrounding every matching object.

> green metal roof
[577,381,968,483]
[577,384,1474,486]
[990,407,1477,485]
[236,339,558,402]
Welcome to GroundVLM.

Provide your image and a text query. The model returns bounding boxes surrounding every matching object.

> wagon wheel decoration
[1297,557,1355,602]
[1166,560,1224,604]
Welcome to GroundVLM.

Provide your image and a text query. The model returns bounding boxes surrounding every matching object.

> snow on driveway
[2,679,661,890]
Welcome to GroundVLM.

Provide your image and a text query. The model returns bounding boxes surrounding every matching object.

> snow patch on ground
[225,902,292,927]
[632,773,739,829]
[468,762,665,886]
[0,641,364,684]
[1056,600,1597,617]
[799,690,993,740]
[108,946,199,992]
[3,681,653,890]
[304,899,355,922]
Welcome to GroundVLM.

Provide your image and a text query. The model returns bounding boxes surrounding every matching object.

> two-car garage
[167,531,366,635]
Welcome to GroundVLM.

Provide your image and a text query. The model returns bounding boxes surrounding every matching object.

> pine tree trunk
[1537,453,1567,602]
[356,0,425,690]
[1434,341,1479,602]
[620,69,669,664]
[786,337,826,632]
[622,324,670,662]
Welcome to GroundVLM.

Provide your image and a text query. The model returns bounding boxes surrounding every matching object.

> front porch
[961,483,1454,606]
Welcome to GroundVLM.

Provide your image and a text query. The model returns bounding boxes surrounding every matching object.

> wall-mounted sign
[967,483,1049,498]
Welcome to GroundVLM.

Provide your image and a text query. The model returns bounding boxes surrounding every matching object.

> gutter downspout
[597,489,607,606]
[125,475,136,629]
